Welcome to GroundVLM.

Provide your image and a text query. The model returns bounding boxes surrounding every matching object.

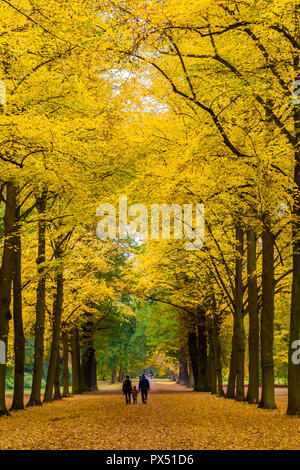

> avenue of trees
[0,0,300,418]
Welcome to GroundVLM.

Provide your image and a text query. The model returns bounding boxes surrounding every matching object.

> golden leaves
[2,382,300,450]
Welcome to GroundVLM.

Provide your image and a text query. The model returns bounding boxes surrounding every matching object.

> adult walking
[122,375,132,404]
[139,374,150,404]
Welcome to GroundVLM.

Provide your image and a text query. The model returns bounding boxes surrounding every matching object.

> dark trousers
[141,390,148,403]
[125,392,131,404]
[133,397,137,404]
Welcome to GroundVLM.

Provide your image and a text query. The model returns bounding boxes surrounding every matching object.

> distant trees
[100,0,299,413]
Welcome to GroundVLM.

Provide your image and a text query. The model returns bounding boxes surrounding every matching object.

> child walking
[132,385,138,404]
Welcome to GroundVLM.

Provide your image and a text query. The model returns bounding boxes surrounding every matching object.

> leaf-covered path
[1,382,300,450]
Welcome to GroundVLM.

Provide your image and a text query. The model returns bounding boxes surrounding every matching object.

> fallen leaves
[1,382,300,450]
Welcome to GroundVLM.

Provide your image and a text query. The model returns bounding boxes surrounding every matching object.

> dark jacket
[122,378,132,393]
[139,377,150,392]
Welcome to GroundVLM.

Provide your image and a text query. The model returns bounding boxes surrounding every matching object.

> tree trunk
[246,229,259,404]
[11,215,25,411]
[196,306,210,391]
[178,350,188,386]
[288,19,300,415]
[207,317,217,394]
[27,192,47,407]
[188,315,210,393]
[62,330,70,397]
[91,348,98,391]
[111,368,117,384]
[215,318,224,396]
[53,354,62,400]
[187,359,194,388]
[118,367,123,382]
[71,327,82,394]
[44,269,63,402]
[234,225,245,402]
[81,316,97,391]
[225,339,236,398]
[81,346,97,391]
[259,224,276,409]
[0,183,16,416]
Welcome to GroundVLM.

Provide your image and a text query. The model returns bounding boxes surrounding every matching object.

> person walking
[139,374,150,404]
[122,375,132,404]
[132,386,138,404]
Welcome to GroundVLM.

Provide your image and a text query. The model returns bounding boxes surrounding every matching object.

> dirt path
[0,382,299,450]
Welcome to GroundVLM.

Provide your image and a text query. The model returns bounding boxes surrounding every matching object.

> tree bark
[288,15,300,415]
[81,316,98,391]
[44,268,63,402]
[118,367,123,382]
[196,306,210,391]
[215,317,224,396]
[91,348,98,391]
[81,346,97,391]
[225,339,236,398]
[0,183,16,416]
[62,330,70,397]
[71,327,82,394]
[207,316,217,394]
[187,358,194,388]
[246,229,259,404]
[111,368,117,384]
[259,224,277,409]
[234,226,246,402]
[11,214,25,411]
[188,310,210,392]
[27,192,47,406]
[178,349,188,386]
[53,354,62,400]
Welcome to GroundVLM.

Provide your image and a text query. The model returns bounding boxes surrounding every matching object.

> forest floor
[1,381,300,450]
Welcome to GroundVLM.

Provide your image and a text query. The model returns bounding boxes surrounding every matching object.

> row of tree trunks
[188,307,210,392]
[11,205,25,411]
[0,185,99,408]
[0,183,17,416]
[43,266,64,402]
[226,226,246,401]
[224,224,276,409]
[62,330,70,397]
[71,326,82,394]
[196,306,210,391]
[81,315,98,392]
[40,325,97,401]
[207,315,224,396]
[41,325,97,401]
[187,304,225,395]
[246,229,259,404]
[259,221,276,409]
[27,192,47,406]
[234,226,246,402]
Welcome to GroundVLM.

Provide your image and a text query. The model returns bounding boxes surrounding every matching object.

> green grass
[97,381,122,390]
